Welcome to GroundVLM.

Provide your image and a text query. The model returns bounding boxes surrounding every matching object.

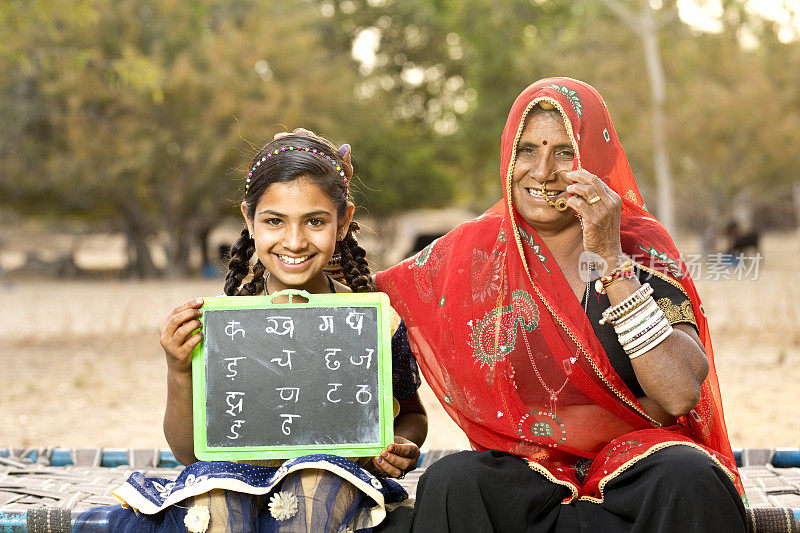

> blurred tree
[667,1,800,242]
[3,0,800,279]
[1,0,358,276]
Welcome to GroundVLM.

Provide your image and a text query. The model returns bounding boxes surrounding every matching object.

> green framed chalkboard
[191,290,394,461]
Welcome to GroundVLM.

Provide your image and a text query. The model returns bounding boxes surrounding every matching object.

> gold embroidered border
[656,297,697,328]
[526,459,580,504]
[576,441,739,505]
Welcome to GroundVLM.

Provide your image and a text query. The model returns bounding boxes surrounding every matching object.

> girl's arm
[394,393,428,447]
[160,298,204,465]
[163,369,197,465]
[370,392,428,477]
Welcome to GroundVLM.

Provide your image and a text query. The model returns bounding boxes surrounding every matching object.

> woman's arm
[564,170,708,421]
[605,277,708,420]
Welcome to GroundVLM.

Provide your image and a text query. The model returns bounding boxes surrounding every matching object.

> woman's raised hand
[274,128,353,182]
[371,436,421,478]
[159,298,204,375]
[564,169,624,271]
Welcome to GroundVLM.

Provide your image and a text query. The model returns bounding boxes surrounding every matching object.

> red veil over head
[376,77,742,500]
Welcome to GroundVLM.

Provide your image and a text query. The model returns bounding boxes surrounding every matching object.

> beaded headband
[246,145,348,196]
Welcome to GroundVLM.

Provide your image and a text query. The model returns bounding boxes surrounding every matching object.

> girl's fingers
[174,319,202,346]
[162,299,203,335]
[373,455,404,478]
[184,331,203,352]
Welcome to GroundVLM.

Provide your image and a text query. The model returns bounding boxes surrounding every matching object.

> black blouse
[581,266,698,398]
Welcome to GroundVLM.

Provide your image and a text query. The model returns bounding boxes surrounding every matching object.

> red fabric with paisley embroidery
[376,77,742,500]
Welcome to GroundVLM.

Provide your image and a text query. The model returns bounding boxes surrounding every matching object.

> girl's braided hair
[224,134,376,296]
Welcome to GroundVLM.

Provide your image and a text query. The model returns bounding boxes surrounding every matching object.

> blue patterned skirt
[75,455,406,532]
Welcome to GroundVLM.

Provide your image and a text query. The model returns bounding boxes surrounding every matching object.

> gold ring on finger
[587,195,601,205]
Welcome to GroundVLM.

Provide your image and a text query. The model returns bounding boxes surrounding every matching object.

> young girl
[104,134,427,533]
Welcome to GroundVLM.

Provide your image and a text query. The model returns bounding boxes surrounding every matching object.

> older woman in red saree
[376,78,746,532]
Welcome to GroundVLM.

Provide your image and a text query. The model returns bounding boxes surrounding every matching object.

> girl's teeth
[280,255,308,264]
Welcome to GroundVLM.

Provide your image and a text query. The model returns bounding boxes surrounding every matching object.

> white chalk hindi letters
[265,316,295,338]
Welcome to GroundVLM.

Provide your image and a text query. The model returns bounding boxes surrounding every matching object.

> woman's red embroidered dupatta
[376,77,743,501]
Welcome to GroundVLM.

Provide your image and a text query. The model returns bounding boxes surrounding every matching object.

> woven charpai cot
[2,447,799,532]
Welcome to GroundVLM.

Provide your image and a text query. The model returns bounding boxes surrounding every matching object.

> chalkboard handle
[267,289,314,304]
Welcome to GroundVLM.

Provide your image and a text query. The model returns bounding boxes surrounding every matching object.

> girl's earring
[325,241,345,282]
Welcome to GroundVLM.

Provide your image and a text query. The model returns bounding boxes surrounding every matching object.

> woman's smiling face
[510,109,577,232]
[243,176,352,294]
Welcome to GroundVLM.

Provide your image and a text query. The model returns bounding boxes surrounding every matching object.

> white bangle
[623,317,670,352]
[628,323,674,359]
[613,296,658,330]
[614,300,661,337]
[618,310,667,346]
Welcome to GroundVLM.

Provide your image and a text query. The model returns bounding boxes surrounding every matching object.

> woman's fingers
[565,182,598,203]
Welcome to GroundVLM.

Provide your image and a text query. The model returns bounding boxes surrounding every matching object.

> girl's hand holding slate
[160,298,204,375]
[372,437,420,478]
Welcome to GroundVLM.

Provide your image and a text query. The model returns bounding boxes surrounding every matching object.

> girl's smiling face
[243,175,353,294]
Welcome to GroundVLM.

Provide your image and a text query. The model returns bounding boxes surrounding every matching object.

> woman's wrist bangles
[594,258,635,294]
[599,283,673,360]
[599,283,653,325]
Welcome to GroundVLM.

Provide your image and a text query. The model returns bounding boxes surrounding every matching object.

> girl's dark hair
[224,134,376,295]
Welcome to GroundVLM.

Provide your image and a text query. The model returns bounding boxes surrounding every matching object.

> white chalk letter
[324,348,342,370]
[350,348,374,369]
[276,387,300,403]
[280,414,301,435]
[271,349,294,370]
[355,385,372,405]
[319,315,334,333]
[223,357,246,378]
[327,383,343,403]
[225,321,246,340]
[225,392,245,416]
[345,311,365,335]
[227,420,245,440]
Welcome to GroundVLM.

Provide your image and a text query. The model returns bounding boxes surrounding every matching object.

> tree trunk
[640,0,675,233]
[604,0,676,233]
[121,200,159,278]
[124,224,158,278]
[162,226,194,279]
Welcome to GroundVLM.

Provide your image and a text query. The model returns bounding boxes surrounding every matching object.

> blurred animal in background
[724,220,760,256]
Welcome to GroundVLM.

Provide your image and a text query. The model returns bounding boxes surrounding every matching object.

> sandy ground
[2,234,799,452]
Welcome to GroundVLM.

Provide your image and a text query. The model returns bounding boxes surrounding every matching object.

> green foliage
[3,0,800,277]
